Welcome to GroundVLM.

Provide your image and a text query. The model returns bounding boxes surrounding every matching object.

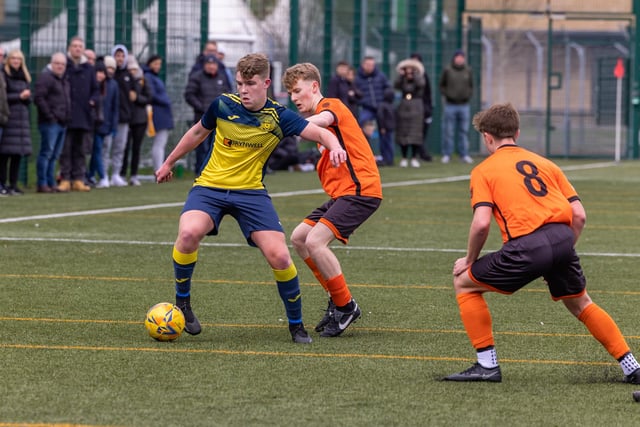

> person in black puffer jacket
[0,49,32,195]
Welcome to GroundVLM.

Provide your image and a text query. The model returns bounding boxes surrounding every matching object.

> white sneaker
[399,158,408,168]
[441,155,450,164]
[111,174,127,187]
[410,158,420,168]
[96,177,110,188]
[129,176,141,186]
[462,155,474,164]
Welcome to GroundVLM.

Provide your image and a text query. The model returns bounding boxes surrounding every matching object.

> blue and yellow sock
[273,263,303,324]
[173,246,198,301]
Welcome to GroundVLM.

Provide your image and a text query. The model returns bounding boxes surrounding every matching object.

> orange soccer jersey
[314,98,382,199]
[469,144,579,242]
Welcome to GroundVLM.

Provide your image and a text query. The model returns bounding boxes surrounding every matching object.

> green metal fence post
[18,0,32,187]
[289,0,299,67]
[86,0,94,50]
[200,0,209,50]
[67,0,79,40]
[158,0,167,81]
[381,0,391,77]
[430,0,444,156]
[323,0,334,90]
[352,0,362,66]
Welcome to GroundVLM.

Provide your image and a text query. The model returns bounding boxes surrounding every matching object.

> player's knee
[177,228,203,251]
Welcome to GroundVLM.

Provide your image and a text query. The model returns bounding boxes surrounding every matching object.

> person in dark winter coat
[144,54,174,172]
[184,54,231,174]
[439,49,474,164]
[0,46,9,143]
[0,49,32,195]
[108,44,135,187]
[34,52,71,193]
[394,57,425,168]
[410,52,434,162]
[376,87,396,166]
[188,40,233,89]
[120,57,151,186]
[354,56,390,160]
[327,61,362,117]
[88,56,119,188]
[58,36,99,192]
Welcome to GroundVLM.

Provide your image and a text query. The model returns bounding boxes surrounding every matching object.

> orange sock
[325,274,352,307]
[457,293,494,349]
[303,257,329,292]
[578,303,630,359]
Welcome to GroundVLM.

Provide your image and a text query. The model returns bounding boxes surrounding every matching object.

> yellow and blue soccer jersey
[195,94,309,190]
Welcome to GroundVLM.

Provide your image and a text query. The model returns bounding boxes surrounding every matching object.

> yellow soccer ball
[144,302,185,341]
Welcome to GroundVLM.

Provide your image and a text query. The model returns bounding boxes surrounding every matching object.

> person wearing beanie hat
[184,49,231,174]
[108,44,134,187]
[87,54,119,188]
[439,48,474,164]
[120,55,150,186]
[103,55,116,71]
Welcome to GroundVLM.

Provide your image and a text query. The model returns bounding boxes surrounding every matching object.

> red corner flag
[614,58,625,79]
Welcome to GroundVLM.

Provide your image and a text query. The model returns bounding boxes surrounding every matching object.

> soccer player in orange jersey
[283,63,382,337]
[444,103,640,383]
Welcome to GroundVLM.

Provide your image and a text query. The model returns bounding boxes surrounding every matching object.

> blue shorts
[182,186,284,246]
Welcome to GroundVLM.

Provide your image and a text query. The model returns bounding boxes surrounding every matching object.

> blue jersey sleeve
[200,97,221,130]
[278,108,309,137]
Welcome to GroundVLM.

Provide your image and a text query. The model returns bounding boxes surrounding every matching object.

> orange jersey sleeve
[314,98,382,199]
[469,145,577,242]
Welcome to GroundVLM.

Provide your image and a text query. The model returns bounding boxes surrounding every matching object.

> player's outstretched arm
[300,122,346,167]
[305,111,334,129]
[156,122,211,183]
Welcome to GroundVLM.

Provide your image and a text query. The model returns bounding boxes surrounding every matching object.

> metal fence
[1,0,638,172]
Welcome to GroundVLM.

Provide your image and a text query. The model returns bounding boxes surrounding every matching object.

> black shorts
[469,223,586,300]
[304,195,381,244]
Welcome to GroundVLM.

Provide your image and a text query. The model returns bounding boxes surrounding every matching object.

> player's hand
[155,164,174,183]
[329,148,347,167]
[452,257,470,277]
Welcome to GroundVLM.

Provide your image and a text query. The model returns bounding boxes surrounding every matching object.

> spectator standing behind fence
[184,54,231,175]
[0,47,10,156]
[410,53,434,162]
[376,87,396,166]
[355,56,390,158]
[439,49,474,164]
[120,58,150,186]
[58,37,98,193]
[108,44,134,187]
[394,57,426,168]
[0,49,32,196]
[327,61,362,117]
[35,52,70,193]
[144,55,173,172]
[89,56,119,189]
[189,40,233,89]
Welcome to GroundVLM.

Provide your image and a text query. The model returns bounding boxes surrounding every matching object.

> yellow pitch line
[0,343,617,367]
[1,316,639,340]
[3,273,640,295]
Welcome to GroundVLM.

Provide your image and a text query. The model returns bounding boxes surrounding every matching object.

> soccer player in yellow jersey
[283,63,382,337]
[444,103,640,383]
[155,53,347,343]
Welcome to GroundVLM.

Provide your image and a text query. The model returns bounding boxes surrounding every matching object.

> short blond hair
[236,53,270,81]
[282,62,321,91]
